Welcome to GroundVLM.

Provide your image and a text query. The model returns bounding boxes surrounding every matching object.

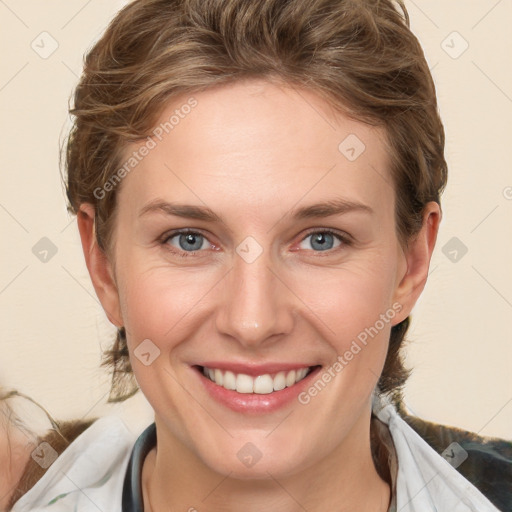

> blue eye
[162,230,209,255]
[300,231,345,252]
[160,229,350,258]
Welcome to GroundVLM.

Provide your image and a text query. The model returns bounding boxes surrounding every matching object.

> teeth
[273,371,286,391]
[285,370,296,387]
[236,373,254,393]
[223,370,236,390]
[253,374,273,394]
[214,368,223,386]
[202,366,312,394]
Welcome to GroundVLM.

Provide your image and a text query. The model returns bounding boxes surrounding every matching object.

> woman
[3,0,511,511]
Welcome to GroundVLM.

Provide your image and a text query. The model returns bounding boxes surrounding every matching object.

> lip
[192,363,322,414]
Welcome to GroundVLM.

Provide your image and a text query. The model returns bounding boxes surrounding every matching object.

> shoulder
[6,417,99,508]
[401,410,512,512]
[8,415,136,512]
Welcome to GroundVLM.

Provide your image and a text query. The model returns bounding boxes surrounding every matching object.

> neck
[142,412,391,512]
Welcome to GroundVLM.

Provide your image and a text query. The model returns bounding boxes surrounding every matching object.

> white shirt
[10,415,134,512]
[10,395,503,512]
[372,394,502,511]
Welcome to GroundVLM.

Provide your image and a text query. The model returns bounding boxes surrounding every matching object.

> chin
[210,458,299,481]
[198,439,312,481]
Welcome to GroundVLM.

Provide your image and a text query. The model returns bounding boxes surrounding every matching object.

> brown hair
[0,388,97,510]
[64,0,447,404]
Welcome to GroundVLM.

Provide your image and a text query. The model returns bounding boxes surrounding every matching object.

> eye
[159,228,351,258]
[298,230,350,253]
[161,229,211,256]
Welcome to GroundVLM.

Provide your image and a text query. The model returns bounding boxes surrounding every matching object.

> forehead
[117,79,394,220]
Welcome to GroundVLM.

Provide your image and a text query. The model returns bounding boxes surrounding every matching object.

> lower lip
[193,365,322,414]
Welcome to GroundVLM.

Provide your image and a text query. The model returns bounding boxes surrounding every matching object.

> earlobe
[76,203,123,328]
[392,202,441,324]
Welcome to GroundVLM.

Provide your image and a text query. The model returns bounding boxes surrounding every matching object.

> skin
[0,406,35,511]
[78,79,440,511]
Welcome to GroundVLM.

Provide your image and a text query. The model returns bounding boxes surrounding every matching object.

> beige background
[0,0,511,440]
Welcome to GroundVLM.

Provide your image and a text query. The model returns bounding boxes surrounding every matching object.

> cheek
[118,257,215,341]
[292,257,397,346]
[117,269,201,413]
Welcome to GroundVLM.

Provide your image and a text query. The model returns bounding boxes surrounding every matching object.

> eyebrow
[138,197,374,222]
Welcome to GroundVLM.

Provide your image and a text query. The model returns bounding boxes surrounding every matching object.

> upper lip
[194,362,319,377]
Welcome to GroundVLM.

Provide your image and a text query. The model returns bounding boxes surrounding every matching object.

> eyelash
[159,228,353,258]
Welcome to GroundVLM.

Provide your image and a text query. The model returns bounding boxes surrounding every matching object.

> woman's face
[88,79,435,478]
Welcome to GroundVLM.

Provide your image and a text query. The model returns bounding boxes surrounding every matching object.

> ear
[76,203,123,328]
[392,201,441,324]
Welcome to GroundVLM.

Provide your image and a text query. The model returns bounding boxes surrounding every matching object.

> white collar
[372,392,501,511]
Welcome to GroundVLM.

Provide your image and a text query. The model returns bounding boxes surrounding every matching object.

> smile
[192,362,323,413]
[200,365,314,394]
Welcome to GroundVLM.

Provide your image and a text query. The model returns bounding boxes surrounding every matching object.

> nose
[214,245,295,349]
